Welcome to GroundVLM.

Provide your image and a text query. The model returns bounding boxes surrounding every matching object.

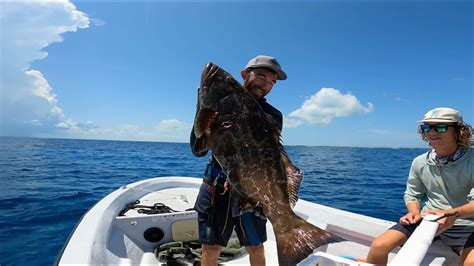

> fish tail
[274,215,344,265]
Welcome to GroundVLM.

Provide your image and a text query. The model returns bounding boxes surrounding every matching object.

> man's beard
[243,77,253,90]
[243,78,264,98]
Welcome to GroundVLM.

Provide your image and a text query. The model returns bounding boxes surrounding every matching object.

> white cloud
[1,1,89,136]
[90,18,106,27]
[157,119,191,132]
[46,119,192,142]
[26,69,58,104]
[155,119,193,142]
[285,88,374,127]
[0,3,195,143]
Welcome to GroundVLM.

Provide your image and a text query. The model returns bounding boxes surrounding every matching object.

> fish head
[195,93,248,162]
[194,63,269,183]
[198,63,244,109]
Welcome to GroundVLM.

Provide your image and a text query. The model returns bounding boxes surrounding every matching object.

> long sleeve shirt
[404,148,474,225]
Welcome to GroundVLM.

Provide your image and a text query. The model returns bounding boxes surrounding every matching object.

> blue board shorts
[194,181,267,247]
[391,221,474,255]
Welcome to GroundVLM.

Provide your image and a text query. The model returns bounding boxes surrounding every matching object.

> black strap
[119,200,179,216]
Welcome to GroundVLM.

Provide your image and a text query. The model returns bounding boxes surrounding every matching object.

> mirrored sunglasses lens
[420,124,431,133]
[435,124,448,133]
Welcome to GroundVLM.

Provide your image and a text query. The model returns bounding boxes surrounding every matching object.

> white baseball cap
[418,107,463,124]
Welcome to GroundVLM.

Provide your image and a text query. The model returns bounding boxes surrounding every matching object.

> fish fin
[194,108,218,138]
[274,214,344,265]
[264,114,303,208]
[285,165,303,208]
[191,135,208,156]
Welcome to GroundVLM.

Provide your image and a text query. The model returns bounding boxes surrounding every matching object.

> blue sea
[0,136,427,265]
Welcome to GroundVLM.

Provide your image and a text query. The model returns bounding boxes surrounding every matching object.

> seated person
[366,107,474,265]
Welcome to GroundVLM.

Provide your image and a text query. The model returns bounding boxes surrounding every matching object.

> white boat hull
[56,176,459,265]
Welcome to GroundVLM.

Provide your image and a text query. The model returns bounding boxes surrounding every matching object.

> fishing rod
[429,211,460,222]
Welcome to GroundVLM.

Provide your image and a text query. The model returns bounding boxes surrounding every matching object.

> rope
[119,200,185,216]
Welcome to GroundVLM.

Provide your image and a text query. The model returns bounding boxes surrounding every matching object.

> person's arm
[448,202,474,219]
[400,159,426,225]
[399,201,422,225]
[425,201,474,235]
[190,87,208,157]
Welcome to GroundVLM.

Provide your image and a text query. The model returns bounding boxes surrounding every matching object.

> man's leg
[246,244,265,266]
[460,231,474,266]
[366,229,408,265]
[196,180,232,266]
[235,211,268,265]
[201,244,222,266]
[461,247,474,266]
[439,226,474,266]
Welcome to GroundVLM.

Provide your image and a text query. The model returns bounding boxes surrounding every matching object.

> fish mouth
[201,63,220,89]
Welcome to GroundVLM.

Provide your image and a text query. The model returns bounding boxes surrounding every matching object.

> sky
[1,1,472,148]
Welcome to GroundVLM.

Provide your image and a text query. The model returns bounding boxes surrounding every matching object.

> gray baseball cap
[418,107,463,124]
[245,55,287,80]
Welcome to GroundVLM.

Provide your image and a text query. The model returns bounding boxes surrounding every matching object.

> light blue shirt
[404,148,474,225]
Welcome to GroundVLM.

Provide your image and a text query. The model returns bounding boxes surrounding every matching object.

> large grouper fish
[193,63,344,265]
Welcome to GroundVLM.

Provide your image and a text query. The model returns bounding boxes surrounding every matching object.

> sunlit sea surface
[0,136,427,265]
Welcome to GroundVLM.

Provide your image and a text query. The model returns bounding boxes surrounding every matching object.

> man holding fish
[190,55,342,265]
[190,55,287,265]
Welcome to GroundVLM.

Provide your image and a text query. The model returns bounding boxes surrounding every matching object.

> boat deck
[125,185,460,265]
[57,176,460,265]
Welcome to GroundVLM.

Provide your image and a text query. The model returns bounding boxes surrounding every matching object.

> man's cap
[418,107,463,124]
[245,55,287,80]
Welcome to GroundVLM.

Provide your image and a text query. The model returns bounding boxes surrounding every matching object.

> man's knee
[246,244,265,265]
[245,243,264,255]
[370,230,406,251]
[371,236,393,251]
[202,244,222,257]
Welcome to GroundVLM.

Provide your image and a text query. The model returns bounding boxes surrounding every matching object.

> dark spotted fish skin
[193,63,344,265]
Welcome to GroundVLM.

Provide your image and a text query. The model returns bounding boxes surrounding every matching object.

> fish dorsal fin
[280,145,303,208]
[265,114,303,209]
[285,163,303,208]
[194,108,218,138]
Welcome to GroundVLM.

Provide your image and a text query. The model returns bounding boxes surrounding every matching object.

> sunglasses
[420,124,454,134]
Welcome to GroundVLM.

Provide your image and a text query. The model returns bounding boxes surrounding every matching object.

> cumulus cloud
[0,2,191,143]
[0,1,89,136]
[285,88,374,128]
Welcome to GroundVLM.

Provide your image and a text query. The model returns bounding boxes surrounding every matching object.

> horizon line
[0,135,429,149]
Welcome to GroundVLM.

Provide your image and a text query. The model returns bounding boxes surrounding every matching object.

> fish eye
[220,121,233,129]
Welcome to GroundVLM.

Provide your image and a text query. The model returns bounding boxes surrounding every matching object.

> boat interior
[114,186,459,265]
[57,177,460,265]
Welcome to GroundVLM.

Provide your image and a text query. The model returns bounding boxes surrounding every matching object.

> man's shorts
[391,221,474,255]
[194,182,267,247]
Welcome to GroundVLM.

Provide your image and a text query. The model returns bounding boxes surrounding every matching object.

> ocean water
[0,136,426,265]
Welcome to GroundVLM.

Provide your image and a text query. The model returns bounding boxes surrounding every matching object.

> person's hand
[425,209,457,235]
[399,212,421,225]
